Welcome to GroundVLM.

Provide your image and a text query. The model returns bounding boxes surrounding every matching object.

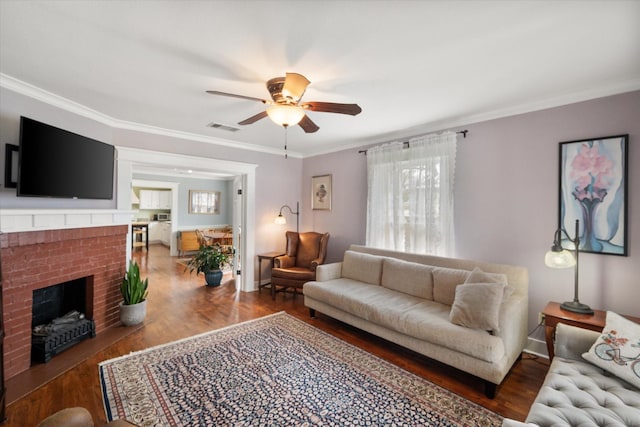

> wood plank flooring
[5,245,548,426]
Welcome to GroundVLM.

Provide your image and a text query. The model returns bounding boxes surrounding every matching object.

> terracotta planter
[120,300,147,326]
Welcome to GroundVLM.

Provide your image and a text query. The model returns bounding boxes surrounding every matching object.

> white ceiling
[1,0,639,158]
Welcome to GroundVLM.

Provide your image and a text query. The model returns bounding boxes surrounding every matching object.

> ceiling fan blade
[298,114,320,133]
[238,111,268,125]
[282,72,310,102]
[302,101,362,116]
[206,90,267,103]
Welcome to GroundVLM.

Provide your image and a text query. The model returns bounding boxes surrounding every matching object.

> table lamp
[544,219,593,314]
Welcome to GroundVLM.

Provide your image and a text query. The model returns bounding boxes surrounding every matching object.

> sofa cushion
[449,282,505,332]
[381,257,434,300]
[304,279,505,363]
[583,311,640,389]
[432,267,471,305]
[341,250,384,285]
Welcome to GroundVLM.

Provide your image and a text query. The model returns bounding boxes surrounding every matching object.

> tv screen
[17,116,115,199]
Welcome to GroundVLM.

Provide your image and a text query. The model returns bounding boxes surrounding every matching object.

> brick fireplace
[0,225,128,380]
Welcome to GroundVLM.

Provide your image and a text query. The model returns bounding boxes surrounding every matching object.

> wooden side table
[257,252,284,296]
[542,301,640,360]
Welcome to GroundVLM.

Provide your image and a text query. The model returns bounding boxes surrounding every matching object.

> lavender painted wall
[2,84,638,338]
[304,90,640,336]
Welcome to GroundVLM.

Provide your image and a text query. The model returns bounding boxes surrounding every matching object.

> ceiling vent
[207,122,240,132]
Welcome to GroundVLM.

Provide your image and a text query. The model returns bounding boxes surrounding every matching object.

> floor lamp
[544,219,593,314]
[274,202,299,233]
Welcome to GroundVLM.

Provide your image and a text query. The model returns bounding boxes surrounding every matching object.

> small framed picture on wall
[311,174,331,210]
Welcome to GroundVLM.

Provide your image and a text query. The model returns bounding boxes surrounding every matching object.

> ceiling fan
[206,72,362,133]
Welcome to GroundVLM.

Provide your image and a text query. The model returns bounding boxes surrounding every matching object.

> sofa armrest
[496,292,528,360]
[315,262,343,281]
[554,323,600,361]
[274,255,295,269]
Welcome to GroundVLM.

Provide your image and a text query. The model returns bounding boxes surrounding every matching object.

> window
[366,132,457,256]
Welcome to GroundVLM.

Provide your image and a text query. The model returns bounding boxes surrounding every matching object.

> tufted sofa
[503,323,640,426]
[304,244,529,398]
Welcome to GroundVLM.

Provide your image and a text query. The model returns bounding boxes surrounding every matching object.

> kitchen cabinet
[139,190,171,209]
[160,222,171,246]
[148,221,162,243]
[159,191,172,209]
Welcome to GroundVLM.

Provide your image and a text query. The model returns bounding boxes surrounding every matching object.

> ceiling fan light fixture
[267,105,305,127]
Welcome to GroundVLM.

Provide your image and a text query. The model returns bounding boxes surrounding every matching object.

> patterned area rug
[100,312,502,426]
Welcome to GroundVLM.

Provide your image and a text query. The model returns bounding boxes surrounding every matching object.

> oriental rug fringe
[99,312,501,426]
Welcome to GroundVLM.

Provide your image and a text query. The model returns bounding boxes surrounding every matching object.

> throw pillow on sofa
[583,311,640,389]
[449,282,506,332]
[465,267,514,301]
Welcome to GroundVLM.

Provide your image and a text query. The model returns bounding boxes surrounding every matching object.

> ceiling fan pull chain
[284,125,288,159]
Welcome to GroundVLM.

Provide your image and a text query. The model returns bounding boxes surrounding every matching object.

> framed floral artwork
[311,174,331,210]
[558,135,628,255]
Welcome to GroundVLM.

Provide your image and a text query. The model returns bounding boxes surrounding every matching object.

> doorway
[116,147,257,292]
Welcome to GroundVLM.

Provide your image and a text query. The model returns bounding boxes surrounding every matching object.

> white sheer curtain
[366,131,457,256]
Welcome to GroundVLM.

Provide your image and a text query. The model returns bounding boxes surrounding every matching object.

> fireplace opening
[31,277,96,364]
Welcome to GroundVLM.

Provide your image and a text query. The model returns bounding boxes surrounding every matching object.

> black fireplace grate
[31,319,96,363]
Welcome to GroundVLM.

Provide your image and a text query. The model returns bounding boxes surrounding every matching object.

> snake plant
[121,260,149,305]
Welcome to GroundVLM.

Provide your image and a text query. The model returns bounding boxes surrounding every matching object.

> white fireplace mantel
[0,209,135,233]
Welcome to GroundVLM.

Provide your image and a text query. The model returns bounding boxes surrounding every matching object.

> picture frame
[311,174,332,210]
[4,144,19,188]
[558,134,628,256]
[188,190,220,214]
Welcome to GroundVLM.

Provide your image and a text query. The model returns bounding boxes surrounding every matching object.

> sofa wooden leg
[484,381,497,399]
[309,308,316,318]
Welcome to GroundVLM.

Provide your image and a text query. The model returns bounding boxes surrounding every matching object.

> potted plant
[185,243,234,287]
[120,260,149,326]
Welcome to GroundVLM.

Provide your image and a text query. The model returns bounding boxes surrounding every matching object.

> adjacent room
[0,1,639,426]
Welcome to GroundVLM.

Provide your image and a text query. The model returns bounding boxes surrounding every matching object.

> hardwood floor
[5,245,548,426]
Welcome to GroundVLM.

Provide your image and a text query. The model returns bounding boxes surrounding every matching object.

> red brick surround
[0,225,127,380]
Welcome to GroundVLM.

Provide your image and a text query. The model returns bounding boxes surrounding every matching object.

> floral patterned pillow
[583,311,640,389]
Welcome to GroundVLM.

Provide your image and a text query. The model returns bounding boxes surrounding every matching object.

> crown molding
[0,73,302,159]
[305,79,640,158]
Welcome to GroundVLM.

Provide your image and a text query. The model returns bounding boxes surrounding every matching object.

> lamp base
[560,300,594,315]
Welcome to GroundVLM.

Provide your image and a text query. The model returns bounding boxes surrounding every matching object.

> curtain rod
[358,130,468,155]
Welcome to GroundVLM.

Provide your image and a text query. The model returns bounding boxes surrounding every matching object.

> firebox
[31,277,96,363]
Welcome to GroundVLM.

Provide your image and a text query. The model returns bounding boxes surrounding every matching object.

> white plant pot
[120,300,147,326]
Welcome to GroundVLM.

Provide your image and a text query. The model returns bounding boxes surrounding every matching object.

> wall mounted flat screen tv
[18,116,115,199]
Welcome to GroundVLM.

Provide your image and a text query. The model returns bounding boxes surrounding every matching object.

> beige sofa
[303,245,529,398]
